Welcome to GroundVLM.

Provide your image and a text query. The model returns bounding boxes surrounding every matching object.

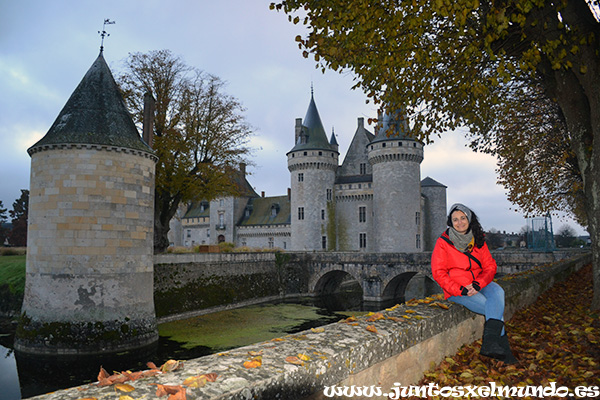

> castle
[175,93,447,252]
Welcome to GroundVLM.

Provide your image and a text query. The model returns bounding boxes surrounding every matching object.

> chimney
[287,188,291,200]
[261,191,265,197]
[358,117,364,128]
[239,162,246,175]
[142,92,155,148]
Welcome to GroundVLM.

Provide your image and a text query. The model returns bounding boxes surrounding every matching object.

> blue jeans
[448,281,506,334]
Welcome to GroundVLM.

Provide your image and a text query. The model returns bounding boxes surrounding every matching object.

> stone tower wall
[369,140,424,253]
[288,150,338,250]
[17,146,157,354]
[334,189,373,251]
[421,184,448,251]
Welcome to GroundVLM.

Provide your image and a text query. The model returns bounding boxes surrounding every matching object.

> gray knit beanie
[449,203,472,223]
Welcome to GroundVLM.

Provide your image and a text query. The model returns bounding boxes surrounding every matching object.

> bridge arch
[382,271,440,302]
[309,266,363,295]
[381,272,418,302]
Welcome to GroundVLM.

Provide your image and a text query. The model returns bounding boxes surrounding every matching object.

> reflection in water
[0,344,21,400]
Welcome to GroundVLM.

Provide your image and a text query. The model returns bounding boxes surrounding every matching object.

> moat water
[1,291,398,399]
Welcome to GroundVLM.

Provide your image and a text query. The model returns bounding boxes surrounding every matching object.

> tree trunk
[548,59,600,310]
[153,190,182,254]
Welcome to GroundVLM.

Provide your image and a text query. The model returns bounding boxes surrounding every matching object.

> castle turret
[421,176,447,251]
[287,93,339,250]
[16,51,158,355]
[368,109,424,252]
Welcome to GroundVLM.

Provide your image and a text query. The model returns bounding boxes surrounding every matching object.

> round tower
[368,110,424,253]
[421,177,448,251]
[15,51,158,355]
[287,93,338,251]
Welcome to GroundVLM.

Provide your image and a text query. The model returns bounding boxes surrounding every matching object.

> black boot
[480,318,505,360]
[499,334,518,364]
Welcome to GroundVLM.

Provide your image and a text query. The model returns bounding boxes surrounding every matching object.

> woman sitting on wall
[431,203,517,364]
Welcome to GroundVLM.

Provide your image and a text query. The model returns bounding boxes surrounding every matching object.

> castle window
[283,241,287,249]
[416,234,421,249]
[268,237,274,248]
[382,143,386,147]
[359,206,366,223]
[298,173,304,182]
[207,229,210,237]
[321,209,325,220]
[360,163,367,174]
[319,151,322,156]
[187,230,191,238]
[298,207,304,220]
[304,151,308,156]
[219,199,224,207]
[399,142,403,146]
[359,233,367,249]
[322,236,327,250]
[413,143,417,147]
[415,211,421,225]
[327,189,332,201]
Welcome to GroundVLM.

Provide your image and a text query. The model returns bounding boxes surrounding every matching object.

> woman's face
[451,210,470,234]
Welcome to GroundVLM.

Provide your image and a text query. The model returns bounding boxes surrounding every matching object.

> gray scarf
[448,227,474,253]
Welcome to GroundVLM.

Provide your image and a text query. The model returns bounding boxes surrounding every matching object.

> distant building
[172,93,447,252]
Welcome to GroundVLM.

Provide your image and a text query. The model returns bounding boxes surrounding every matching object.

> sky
[0,0,587,236]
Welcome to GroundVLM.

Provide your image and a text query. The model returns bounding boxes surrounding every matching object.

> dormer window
[271,203,280,217]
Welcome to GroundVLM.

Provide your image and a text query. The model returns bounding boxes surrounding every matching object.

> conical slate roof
[421,176,447,188]
[289,94,338,153]
[371,109,413,144]
[28,51,152,155]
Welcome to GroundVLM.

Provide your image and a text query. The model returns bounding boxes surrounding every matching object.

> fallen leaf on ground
[244,356,262,368]
[286,356,304,365]
[114,383,135,393]
[366,312,384,322]
[161,359,183,372]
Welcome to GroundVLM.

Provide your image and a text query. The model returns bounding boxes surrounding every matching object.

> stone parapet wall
[153,250,582,320]
[154,252,309,320]
[29,253,590,400]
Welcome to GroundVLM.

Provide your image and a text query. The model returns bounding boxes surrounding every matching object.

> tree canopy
[271,0,600,308]
[118,50,253,253]
[8,189,28,247]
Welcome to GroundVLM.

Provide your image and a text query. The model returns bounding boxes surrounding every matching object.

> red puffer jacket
[431,230,497,299]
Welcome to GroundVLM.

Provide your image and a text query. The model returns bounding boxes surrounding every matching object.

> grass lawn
[0,255,25,294]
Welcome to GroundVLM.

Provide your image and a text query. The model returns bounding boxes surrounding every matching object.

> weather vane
[98,19,115,52]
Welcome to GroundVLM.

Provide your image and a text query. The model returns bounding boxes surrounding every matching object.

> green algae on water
[158,303,342,351]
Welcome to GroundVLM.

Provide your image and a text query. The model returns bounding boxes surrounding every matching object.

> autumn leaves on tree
[117,50,253,254]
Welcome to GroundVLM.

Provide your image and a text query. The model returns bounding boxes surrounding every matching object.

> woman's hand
[463,283,478,296]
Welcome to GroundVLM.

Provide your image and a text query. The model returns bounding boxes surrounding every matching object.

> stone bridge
[303,252,436,302]
[153,250,579,320]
